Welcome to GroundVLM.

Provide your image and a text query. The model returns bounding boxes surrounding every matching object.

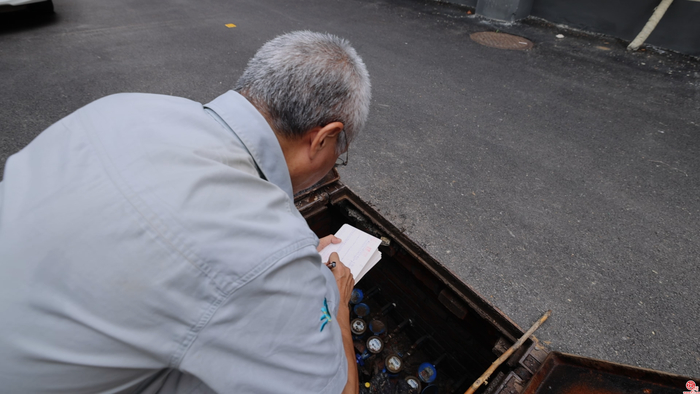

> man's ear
[309,121,344,158]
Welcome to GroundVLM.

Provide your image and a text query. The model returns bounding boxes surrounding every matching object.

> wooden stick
[464,310,552,394]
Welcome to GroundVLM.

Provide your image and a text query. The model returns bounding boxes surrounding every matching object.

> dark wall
[530,0,700,56]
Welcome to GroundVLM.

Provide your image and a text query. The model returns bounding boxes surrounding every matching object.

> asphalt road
[1,0,699,379]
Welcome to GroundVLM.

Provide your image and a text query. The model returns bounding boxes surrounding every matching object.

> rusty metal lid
[293,168,340,201]
[521,352,692,394]
[369,319,386,335]
[470,32,533,50]
[350,288,364,304]
[353,303,370,318]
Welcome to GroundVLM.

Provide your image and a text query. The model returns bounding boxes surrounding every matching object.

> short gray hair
[235,31,371,153]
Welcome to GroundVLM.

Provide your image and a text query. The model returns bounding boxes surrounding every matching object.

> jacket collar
[205,91,294,201]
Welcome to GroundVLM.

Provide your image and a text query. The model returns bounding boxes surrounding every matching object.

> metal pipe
[627,0,675,51]
[386,318,412,341]
[405,334,431,358]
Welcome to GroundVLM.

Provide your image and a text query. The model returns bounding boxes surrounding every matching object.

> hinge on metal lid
[490,371,525,394]
[294,190,331,212]
[482,372,506,394]
[492,337,511,357]
[517,341,548,375]
[293,168,340,201]
[438,289,468,319]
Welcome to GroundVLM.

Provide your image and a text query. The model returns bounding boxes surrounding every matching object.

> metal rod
[386,318,412,341]
[432,353,447,367]
[363,286,381,300]
[405,334,431,358]
[464,310,551,394]
[627,0,675,51]
[379,302,396,316]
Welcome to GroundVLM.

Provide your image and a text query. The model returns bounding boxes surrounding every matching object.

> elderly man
[0,31,371,393]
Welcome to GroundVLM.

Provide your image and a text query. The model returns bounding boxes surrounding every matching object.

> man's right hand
[326,252,354,305]
[326,252,359,394]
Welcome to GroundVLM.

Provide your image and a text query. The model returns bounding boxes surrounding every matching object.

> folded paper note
[318,224,382,283]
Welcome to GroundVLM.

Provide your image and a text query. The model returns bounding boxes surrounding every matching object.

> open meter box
[294,170,697,394]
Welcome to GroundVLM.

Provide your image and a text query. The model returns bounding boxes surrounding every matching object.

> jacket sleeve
[176,245,348,394]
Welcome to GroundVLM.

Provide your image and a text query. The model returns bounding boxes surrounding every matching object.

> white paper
[356,249,381,282]
[319,224,382,282]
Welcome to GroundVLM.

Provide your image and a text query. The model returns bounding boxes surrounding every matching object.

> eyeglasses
[335,150,348,167]
[334,130,349,167]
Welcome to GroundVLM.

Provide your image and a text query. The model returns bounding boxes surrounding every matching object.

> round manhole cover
[470,32,533,50]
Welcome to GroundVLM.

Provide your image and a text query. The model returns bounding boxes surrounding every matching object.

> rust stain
[523,353,687,394]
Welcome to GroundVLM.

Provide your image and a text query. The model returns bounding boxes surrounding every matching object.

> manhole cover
[470,32,533,50]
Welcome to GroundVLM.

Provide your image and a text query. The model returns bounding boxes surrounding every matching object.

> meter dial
[351,318,367,335]
[385,354,403,373]
[417,362,437,383]
[405,376,421,393]
[366,336,384,354]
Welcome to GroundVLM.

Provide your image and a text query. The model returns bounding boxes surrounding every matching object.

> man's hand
[325,252,359,394]
[326,252,354,306]
[317,234,342,252]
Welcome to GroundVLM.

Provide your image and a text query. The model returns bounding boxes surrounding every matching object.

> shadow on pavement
[0,6,57,35]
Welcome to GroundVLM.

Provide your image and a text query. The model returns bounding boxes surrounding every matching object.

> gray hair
[235,31,371,153]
